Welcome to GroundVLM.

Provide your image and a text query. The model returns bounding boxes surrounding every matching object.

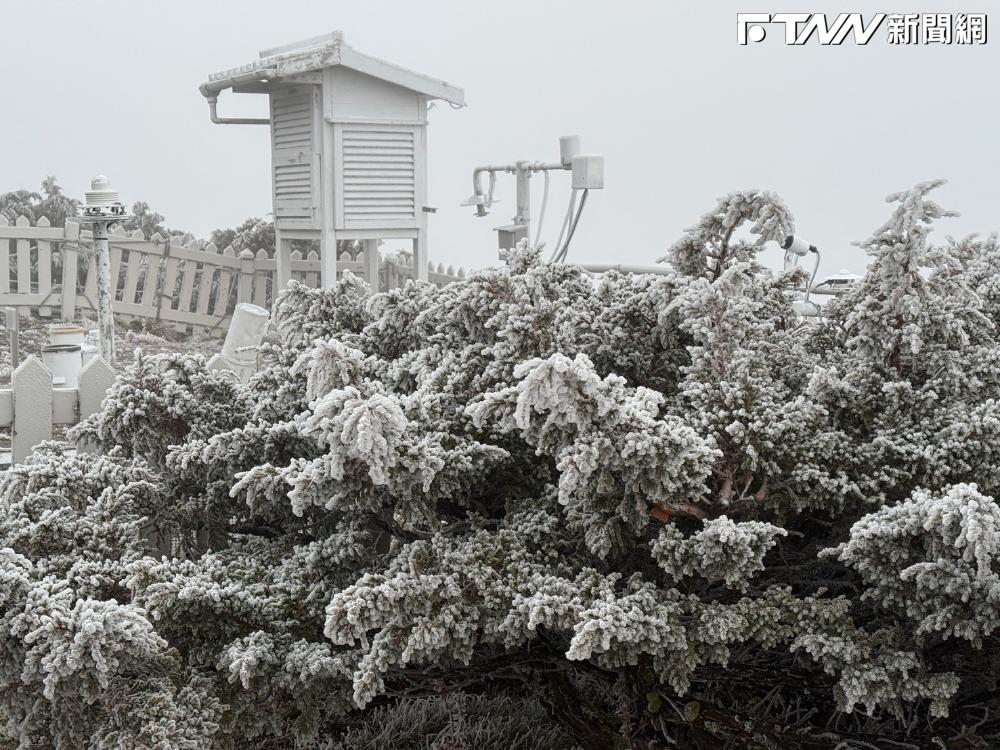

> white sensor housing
[572,155,604,189]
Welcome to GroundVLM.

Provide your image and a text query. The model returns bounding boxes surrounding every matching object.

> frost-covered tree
[5,182,1000,748]
[0,177,79,226]
[837,179,991,375]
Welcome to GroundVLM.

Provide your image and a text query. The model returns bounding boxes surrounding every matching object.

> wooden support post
[320,232,337,287]
[363,239,379,291]
[320,121,337,287]
[275,229,293,292]
[415,122,430,283]
[414,236,428,282]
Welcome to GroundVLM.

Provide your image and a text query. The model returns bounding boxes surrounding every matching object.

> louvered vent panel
[272,93,313,150]
[274,163,311,200]
[271,90,315,222]
[342,129,416,224]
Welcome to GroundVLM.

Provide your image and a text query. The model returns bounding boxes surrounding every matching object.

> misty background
[1,1,996,277]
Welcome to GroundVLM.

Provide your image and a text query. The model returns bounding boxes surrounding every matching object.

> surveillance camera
[781,235,817,257]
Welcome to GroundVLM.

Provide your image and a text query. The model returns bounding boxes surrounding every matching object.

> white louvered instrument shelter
[201,32,463,288]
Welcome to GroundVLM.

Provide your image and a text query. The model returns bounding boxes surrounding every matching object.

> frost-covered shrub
[71,351,250,467]
[651,515,786,590]
[6,183,1000,748]
[827,483,1000,645]
[0,449,208,748]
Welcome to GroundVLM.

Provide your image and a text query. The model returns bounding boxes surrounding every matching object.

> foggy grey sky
[1,1,997,277]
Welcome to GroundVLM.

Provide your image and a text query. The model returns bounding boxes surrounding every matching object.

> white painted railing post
[12,356,52,465]
[237,250,255,304]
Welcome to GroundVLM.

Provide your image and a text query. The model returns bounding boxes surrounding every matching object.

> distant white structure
[792,269,862,319]
[200,31,465,289]
[812,269,862,296]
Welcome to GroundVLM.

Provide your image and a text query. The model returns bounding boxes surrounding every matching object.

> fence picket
[15,216,30,296]
[159,240,181,322]
[83,231,97,305]
[215,246,236,318]
[141,233,165,307]
[61,222,80,319]
[109,244,123,303]
[305,250,320,287]
[196,242,218,318]
[173,241,200,332]
[121,243,144,306]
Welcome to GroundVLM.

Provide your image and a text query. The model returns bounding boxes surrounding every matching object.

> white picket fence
[0,215,467,336]
[0,355,116,465]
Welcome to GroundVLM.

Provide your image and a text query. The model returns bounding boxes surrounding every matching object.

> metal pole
[515,161,531,241]
[93,222,115,365]
[5,307,18,370]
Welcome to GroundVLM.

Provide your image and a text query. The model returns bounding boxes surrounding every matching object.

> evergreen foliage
[4,182,1000,748]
